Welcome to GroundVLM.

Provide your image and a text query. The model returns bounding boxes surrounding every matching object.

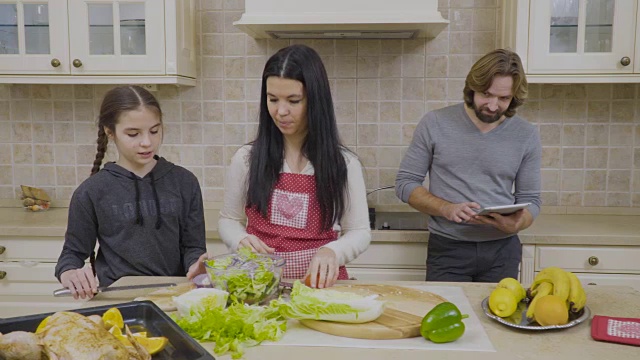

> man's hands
[306,247,339,289]
[238,234,275,254]
[60,265,97,300]
[440,202,481,223]
[473,209,533,233]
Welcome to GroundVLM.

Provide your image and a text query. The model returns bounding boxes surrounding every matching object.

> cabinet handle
[588,256,599,266]
[0,271,6,280]
[0,245,5,254]
[620,56,631,66]
[51,58,61,68]
[72,59,83,68]
[587,282,596,286]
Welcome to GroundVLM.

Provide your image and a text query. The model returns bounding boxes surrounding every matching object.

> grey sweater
[55,157,206,286]
[396,103,542,242]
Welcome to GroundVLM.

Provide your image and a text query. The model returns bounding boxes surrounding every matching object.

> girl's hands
[306,247,339,289]
[238,234,275,254]
[187,253,209,280]
[59,265,98,300]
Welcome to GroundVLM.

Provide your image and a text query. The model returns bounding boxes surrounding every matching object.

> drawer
[536,246,640,274]
[0,237,65,261]
[0,262,60,296]
[534,271,640,292]
[349,242,427,268]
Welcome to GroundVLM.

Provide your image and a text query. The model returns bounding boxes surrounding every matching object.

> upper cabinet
[0,0,196,85]
[501,0,640,83]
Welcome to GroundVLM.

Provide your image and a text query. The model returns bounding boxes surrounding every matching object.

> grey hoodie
[55,156,206,287]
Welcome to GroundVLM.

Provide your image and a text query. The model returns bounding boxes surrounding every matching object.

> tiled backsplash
[0,0,638,208]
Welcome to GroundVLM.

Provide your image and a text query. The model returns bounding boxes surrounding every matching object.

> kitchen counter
[1,276,639,360]
[1,207,640,246]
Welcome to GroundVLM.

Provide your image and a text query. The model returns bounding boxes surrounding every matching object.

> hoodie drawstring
[131,170,162,229]
[132,173,143,226]
[150,172,162,229]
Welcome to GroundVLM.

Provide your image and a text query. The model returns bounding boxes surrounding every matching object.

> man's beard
[473,103,505,124]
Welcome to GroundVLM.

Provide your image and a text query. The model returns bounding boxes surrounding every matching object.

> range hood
[234,0,449,40]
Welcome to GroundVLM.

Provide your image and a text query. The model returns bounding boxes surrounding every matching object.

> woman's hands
[306,247,339,289]
[187,253,209,280]
[238,234,275,254]
[59,265,97,300]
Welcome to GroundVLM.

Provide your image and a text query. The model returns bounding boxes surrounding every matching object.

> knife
[53,282,177,297]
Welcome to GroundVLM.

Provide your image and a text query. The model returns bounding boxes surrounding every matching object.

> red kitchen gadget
[591,315,640,346]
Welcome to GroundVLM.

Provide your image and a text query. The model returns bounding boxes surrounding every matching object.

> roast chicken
[0,311,151,360]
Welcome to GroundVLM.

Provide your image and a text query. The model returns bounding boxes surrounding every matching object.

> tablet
[474,203,531,216]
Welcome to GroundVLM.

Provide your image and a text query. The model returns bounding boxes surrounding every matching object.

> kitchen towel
[264,285,495,352]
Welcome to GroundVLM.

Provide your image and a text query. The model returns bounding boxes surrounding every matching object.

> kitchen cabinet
[501,0,640,83]
[526,244,640,291]
[0,0,196,85]
[0,236,65,295]
[348,241,428,281]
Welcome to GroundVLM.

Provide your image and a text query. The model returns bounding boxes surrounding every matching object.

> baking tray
[0,300,214,360]
[481,296,590,330]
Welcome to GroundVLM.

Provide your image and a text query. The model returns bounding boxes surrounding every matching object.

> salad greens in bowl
[203,248,285,305]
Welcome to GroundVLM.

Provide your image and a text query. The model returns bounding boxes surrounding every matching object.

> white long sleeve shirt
[218,145,371,266]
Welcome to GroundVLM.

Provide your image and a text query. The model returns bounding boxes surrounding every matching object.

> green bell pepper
[420,302,469,343]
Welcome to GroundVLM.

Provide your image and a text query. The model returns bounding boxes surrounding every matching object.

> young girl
[55,85,207,299]
[218,45,371,288]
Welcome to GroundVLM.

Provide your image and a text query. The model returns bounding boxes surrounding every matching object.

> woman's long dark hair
[246,44,349,231]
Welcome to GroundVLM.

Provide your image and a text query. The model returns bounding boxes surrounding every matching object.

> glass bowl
[203,251,285,305]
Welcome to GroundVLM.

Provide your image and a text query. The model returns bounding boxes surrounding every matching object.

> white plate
[481,297,590,330]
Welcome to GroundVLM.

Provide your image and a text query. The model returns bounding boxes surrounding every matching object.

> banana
[525,281,553,322]
[566,271,587,313]
[529,267,571,302]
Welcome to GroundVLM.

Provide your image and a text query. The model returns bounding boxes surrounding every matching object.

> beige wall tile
[635,148,640,169]
[561,169,583,191]
[380,102,401,123]
[335,56,358,78]
[335,102,356,123]
[562,124,585,146]
[56,166,76,186]
[449,32,471,54]
[609,147,632,169]
[11,100,31,121]
[562,101,586,123]
[12,123,32,142]
[0,101,9,121]
[587,101,611,123]
[611,101,635,123]
[357,124,379,145]
[182,124,204,144]
[11,85,30,99]
[0,167,12,185]
[402,79,425,101]
[34,166,55,186]
[562,148,584,169]
[560,192,582,206]
[541,169,559,191]
[586,125,608,146]
[13,144,33,164]
[539,101,563,123]
[357,79,379,101]
[337,123,356,146]
[34,144,54,165]
[565,84,586,100]
[607,192,631,207]
[426,55,448,78]
[379,79,402,101]
[633,170,640,192]
[612,84,636,99]
[402,55,426,77]
[586,84,612,100]
[541,191,558,206]
[539,124,561,146]
[583,192,606,206]
[607,170,631,192]
[450,9,473,31]
[377,147,404,167]
[378,124,403,145]
[224,57,245,78]
[358,40,381,56]
[610,124,633,146]
[162,123,182,144]
[380,40,402,55]
[357,102,379,123]
[379,56,402,78]
[541,147,560,168]
[585,148,609,169]
[76,145,95,165]
[54,145,76,165]
[0,144,11,164]
[584,170,606,191]
[357,57,380,78]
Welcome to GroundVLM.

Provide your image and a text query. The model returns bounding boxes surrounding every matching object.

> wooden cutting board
[299,284,447,340]
[133,282,196,312]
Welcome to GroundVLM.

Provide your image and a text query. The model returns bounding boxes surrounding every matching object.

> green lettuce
[172,288,228,317]
[205,247,279,305]
[173,302,287,359]
[272,281,385,323]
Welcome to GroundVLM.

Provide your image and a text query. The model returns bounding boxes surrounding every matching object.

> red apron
[245,172,348,280]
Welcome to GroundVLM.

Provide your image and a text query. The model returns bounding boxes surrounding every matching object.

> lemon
[488,288,518,317]
[103,307,124,329]
[135,336,169,355]
[132,332,148,338]
[497,277,526,301]
[35,315,51,334]
[108,325,132,346]
[533,295,569,326]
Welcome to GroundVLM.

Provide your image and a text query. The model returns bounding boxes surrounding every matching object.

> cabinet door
[0,0,69,74]
[528,0,636,73]
[67,0,165,75]
[0,261,60,295]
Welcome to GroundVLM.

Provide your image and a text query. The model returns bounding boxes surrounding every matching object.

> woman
[218,44,371,288]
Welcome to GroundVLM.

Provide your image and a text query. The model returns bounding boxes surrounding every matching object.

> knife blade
[53,282,177,297]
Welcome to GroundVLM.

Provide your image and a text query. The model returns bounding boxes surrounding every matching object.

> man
[395,49,542,282]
